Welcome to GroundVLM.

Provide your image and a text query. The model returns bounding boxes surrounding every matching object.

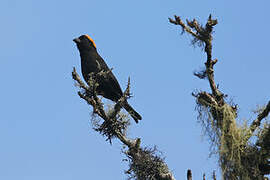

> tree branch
[170,14,269,179]
[169,15,222,103]
[72,67,175,180]
[169,15,199,38]
[250,100,270,133]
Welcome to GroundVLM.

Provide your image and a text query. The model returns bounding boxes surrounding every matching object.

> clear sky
[1,0,270,179]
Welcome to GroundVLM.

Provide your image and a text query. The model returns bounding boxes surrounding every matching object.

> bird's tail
[123,101,142,123]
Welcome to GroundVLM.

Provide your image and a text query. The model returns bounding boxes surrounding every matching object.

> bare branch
[169,15,199,38]
[250,100,270,133]
[169,15,222,102]
[72,67,89,91]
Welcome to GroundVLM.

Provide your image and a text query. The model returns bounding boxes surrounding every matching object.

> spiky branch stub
[169,15,270,179]
[72,67,175,180]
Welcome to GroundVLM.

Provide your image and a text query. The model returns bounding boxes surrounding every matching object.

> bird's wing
[96,55,123,98]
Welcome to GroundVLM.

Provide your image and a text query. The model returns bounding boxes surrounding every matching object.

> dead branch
[169,15,222,104]
[250,101,270,133]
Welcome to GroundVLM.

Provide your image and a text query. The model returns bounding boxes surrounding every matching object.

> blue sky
[1,0,270,179]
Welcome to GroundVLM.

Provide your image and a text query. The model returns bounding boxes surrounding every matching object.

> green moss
[196,96,268,179]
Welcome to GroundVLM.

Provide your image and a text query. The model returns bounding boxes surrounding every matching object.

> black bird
[73,35,142,123]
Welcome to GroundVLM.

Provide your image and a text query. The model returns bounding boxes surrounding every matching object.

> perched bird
[73,35,142,123]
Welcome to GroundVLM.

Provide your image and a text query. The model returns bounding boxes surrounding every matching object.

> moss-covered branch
[72,68,175,180]
[169,14,269,179]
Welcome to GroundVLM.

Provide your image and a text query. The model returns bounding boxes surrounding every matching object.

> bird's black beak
[73,38,81,44]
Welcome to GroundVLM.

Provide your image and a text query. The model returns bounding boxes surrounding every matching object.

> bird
[73,34,142,123]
